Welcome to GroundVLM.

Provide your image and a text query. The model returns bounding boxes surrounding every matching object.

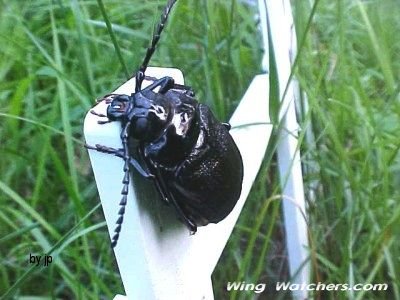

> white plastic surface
[259,0,310,298]
[84,67,271,300]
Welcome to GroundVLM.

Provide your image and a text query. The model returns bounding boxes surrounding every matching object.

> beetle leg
[128,158,154,179]
[142,76,175,94]
[97,120,112,125]
[151,177,170,205]
[85,143,118,155]
[95,93,118,104]
[136,144,197,232]
[170,83,195,96]
[153,168,197,233]
[90,110,107,118]
[84,143,154,179]
[142,76,196,95]
[143,75,195,96]
[90,110,113,124]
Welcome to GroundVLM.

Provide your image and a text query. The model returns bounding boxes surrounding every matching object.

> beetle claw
[187,222,197,235]
[90,110,106,117]
[97,119,112,125]
[96,93,117,104]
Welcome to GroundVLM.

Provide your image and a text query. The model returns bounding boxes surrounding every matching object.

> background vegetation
[0,0,398,299]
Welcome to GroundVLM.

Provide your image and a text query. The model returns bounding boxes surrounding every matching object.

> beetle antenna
[111,122,131,248]
[134,0,178,92]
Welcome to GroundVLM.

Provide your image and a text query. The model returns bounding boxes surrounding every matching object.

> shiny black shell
[132,89,243,227]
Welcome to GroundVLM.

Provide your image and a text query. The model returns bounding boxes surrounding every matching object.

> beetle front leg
[95,93,119,104]
[90,110,112,124]
[85,143,154,179]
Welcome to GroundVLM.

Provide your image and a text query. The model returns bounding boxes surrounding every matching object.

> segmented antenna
[111,121,131,248]
[111,0,178,248]
[135,0,178,92]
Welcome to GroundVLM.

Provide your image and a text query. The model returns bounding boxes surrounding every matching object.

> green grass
[0,0,399,299]
[293,0,400,299]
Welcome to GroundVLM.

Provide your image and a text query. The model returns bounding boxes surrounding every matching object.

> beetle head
[107,95,132,121]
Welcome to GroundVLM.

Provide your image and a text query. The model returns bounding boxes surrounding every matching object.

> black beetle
[86,0,243,248]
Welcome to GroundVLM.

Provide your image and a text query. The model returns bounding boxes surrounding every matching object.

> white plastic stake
[258,0,310,298]
[84,67,271,299]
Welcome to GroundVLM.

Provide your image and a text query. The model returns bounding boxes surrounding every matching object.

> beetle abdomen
[168,104,243,225]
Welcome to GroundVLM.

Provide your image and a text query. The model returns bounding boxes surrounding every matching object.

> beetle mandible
[86,0,243,248]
